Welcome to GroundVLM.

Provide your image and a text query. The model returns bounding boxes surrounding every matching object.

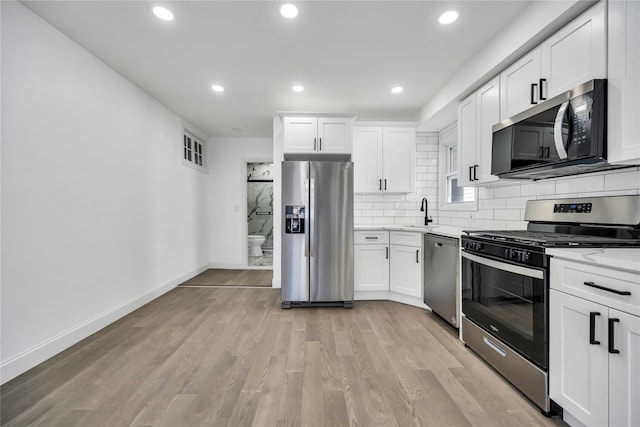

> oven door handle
[461,251,544,279]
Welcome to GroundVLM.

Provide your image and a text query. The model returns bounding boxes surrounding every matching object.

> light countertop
[546,247,640,273]
[354,224,471,239]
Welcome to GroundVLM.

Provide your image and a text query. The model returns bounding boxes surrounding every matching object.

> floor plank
[181,269,273,287]
[1,286,567,427]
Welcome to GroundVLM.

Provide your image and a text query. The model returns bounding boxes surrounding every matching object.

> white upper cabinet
[383,127,415,193]
[541,1,606,98]
[499,49,541,121]
[458,76,500,186]
[353,127,383,192]
[283,115,352,155]
[353,126,415,193]
[500,2,606,121]
[608,0,640,165]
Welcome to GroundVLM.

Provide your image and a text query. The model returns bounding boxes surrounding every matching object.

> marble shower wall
[247,163,274,249]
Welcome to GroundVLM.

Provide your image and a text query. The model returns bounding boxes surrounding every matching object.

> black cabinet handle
[386,247,389,259]
[314,137,317,151]
[473,165,478,181]
[379,179,382,191]
[589,312,601,345]
[531,83,538,105]
[544,147,550,158]
[365,236,378,240]
[416,250,419,263]
[469,166,474,181]
[384,179,387,190]
[539,78,547,101]
[584,281,631,296]
[538,147,544,158]
[319,137,322,151]
[608,318,620,354]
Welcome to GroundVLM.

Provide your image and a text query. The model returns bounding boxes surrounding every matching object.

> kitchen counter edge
[354,224,470,239]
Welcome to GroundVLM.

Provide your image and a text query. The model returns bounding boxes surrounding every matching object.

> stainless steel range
[461,195,640,415]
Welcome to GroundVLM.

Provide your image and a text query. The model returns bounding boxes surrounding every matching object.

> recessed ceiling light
[152,6,174,21]
[292,85,304,92]
[211,84,225,93]
[391,86,404,94]
[280,4,298,19]
[439,10,459,25]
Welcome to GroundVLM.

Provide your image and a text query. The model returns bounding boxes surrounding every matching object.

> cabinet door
[549,290,608,427]
[382,127,415,193]
[608,309,640,427]
[608,0,640,164]
[476,76,500,184]
[283,117,317,153]
[354,244,389,291]
[389,245,422,298]
[318,117,351,154]
[353,127,383,193]
[499,49,541,120]
[540,2,606,99]
[457,93,477,187]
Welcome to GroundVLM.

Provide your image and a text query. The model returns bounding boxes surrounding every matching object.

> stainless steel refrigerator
[281,160,354,308]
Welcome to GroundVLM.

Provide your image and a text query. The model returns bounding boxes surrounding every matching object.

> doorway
[246,162,274,268]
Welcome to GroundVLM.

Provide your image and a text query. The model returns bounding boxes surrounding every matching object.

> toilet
[248,235,266,257]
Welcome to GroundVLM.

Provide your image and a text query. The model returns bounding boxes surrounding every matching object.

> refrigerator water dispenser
[285,205,305,234]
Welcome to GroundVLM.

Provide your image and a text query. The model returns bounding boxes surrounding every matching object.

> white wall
[0,2,209,384]
[207,137,273,270]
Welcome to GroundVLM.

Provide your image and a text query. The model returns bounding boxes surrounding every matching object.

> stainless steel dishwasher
[423,233,459,327]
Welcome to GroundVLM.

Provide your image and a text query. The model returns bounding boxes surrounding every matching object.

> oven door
[461,251,548,369]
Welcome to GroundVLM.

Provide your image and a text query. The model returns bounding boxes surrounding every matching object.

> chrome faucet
[420,197,433,226]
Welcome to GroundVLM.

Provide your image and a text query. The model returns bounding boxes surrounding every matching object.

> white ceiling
[22,1,532,138]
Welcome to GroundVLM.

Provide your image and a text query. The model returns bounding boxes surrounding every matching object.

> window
[182,129,205,171]
[439,124,477,211]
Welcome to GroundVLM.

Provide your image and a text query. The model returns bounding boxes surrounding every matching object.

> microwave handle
[553,101,570,159]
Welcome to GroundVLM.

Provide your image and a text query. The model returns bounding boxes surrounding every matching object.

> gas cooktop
[464,230,640,248]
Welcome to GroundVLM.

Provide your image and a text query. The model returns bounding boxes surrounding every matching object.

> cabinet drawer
[550,259,640,316]
[390,231,421,247]
[354,231,389,245]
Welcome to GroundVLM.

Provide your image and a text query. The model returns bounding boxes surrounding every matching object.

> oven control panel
[462,237,545,268]
[553,203,592,213]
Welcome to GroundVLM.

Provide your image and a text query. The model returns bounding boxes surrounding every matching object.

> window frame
[182,126,207,173]
[438,124,477,212]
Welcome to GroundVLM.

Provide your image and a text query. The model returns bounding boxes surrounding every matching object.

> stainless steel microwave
[491,79,616,180]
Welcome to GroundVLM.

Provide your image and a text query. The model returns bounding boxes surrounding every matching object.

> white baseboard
[208,262,246,269]
[0,263,209,385]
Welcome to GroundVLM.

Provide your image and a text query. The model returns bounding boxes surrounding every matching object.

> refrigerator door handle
[304,178,310,257]
[309,178,315,257]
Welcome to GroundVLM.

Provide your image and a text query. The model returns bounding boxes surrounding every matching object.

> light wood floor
[1,287,565,426]
[181,269,273,287]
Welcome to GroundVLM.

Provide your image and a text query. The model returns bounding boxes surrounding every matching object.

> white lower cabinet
[389,232,422,298]
[354,231,389,292]
[549,258,640,427]
[354,244,389,292]
[354,230,423,300]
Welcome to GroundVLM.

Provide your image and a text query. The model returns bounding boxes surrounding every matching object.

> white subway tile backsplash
[604,168,640,191]
[494,184,521,198]
[577,189,639,197]
[494,209,522,221]
[355,202,373,210]
[506,196,531,209]
[555,174,604,194]
[361,194,384,202]
[480,198,507,210]
[520,181,556,196]
[383,194,406,202]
